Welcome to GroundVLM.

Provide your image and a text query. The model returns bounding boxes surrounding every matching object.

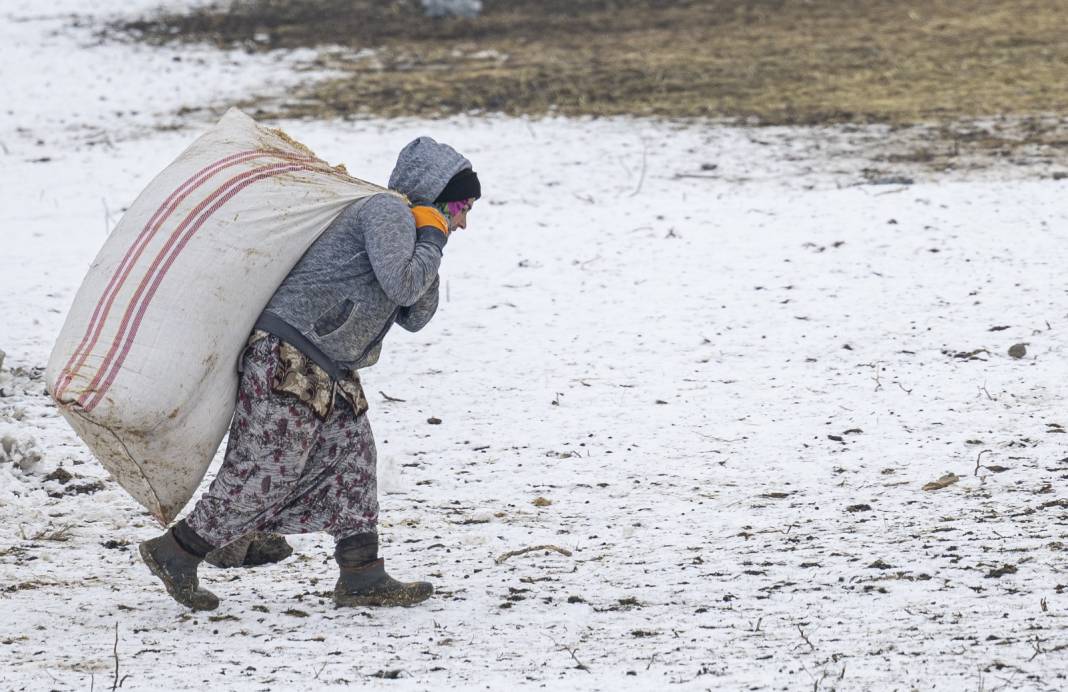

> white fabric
[45,108,385,524]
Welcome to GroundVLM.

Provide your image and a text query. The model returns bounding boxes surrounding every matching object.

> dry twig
[797,623,816,652]
[495,544,572,565]
[111,623,120,691]
[978,382,997,401]
[30,523,77,542]
[564,645,591,673]
[858,361,883,392]
[1030,635,1045,662]
[546,635,591,673]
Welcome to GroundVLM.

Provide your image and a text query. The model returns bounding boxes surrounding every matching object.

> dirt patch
[102,1,1068,171]
[112,0,1068,123]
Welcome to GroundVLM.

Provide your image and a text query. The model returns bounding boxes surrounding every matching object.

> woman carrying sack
[139,137,481,611]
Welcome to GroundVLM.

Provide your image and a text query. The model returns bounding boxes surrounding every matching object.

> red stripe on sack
[54,150,266,399]
[81,162,325,411]
[55,149,316,399]
[74,161,298,409]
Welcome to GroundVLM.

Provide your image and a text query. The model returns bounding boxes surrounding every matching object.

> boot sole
[139,541,219,611]
[334,588,433,608]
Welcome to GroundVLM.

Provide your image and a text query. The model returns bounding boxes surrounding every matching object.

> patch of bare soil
[109,0,1068,170]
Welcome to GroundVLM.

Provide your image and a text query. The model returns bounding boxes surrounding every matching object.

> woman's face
[451,206,469,231]
[446,198,474,232]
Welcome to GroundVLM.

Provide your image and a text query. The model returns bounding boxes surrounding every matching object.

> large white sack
[46,108,387,524]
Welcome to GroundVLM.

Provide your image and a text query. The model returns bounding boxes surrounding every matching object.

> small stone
[985,564,1017,579]
[427,416,442,425]
[1008,343,1027,359]
[531,496,552,507]
[923,472,960,491]
[44,467,73,484]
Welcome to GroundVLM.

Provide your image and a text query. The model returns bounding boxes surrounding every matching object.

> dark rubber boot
[139,529,219,611]
[204,532,294,568]
[243,533,294,566]
[334,559,434,608]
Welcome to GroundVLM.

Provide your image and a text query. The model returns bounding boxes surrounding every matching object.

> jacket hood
[388,136,472,206]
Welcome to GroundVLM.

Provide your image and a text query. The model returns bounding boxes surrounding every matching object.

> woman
[139,137,480,611]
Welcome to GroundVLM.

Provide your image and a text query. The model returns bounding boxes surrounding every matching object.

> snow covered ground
[2,2,1068,690]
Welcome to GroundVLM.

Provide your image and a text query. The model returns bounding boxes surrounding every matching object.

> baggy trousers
[185,336,378,548]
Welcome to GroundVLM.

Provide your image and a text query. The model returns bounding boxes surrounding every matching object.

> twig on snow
[111,623,120,691]
[978,382,997,401]
[695,432,743,443]
[563,644,591,673]
[797,623,816,652]
[378,391,406,403]
[495,544,572,565]
[873,186,909,196]
[546,635,591,673]
[1029,635,1045,662]
[27,522,77,542]
[797,658,828,692]
[858,361,883,392]
[974,449,992,477]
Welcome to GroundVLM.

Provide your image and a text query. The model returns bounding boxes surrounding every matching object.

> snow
[2,2,1068,690]
[421,0,482,19]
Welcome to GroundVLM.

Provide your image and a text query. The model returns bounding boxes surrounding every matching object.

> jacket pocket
[313,299,355,337]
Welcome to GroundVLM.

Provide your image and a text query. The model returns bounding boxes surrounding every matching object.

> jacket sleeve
[360,194,447,307]
[395,276,439,332]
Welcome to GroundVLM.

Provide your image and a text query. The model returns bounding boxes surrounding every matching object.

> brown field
[111,0,1068,170]
[116,0,1068,122]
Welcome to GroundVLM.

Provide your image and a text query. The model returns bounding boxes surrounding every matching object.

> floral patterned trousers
[185,335,378,548]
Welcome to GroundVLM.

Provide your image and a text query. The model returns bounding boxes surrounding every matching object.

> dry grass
[113,0,1068,125]
[20,523,77,542]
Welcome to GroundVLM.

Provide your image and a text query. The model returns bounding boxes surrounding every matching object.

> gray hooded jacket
[255,137,472,377]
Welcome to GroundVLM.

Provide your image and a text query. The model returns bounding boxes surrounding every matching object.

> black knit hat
[436,169,481,203]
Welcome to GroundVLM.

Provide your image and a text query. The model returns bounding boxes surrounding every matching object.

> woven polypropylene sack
[46,108,386,524]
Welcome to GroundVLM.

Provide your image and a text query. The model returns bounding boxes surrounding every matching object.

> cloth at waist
[248,330,368,420]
